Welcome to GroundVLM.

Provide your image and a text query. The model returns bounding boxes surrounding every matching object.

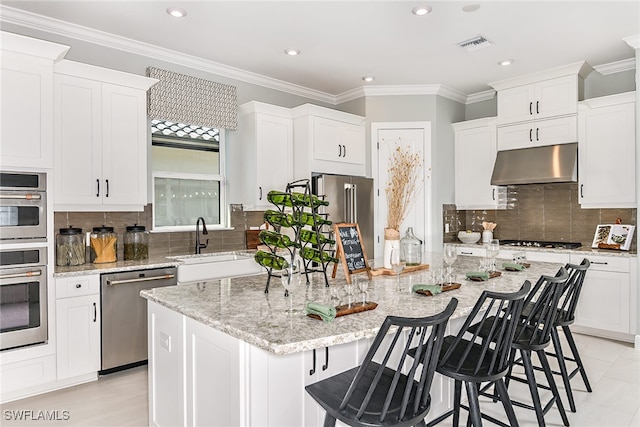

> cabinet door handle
[529,102,533,115]
[492,188,495,201]
[342,144,346,158]
[259,186,263,200]
[322,347,329,371]
[536,128,539,141]
[536,101,539,114]
[338,144,342,157]
[529,129,533,142]
[93,302,97,322]
[105,179,109,198]
[309,349,316,375]
[96,179,100,197]
[580,184,584,198]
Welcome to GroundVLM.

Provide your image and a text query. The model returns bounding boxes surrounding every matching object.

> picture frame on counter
[591,224,635,251]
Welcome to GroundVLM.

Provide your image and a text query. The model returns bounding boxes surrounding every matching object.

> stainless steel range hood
[490,143,578,185]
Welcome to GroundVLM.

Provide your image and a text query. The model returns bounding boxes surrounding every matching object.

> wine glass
[443,244,458,286]
[486,239,500,273]
[281,258,301,314]
[390,248,405,291]
[357,275,369,306]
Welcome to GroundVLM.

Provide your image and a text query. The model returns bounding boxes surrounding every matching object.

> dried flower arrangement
[385,144,422,231]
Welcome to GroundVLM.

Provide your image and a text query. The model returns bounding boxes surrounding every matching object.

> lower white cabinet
[570,254,636,341]
[55,275,101,380]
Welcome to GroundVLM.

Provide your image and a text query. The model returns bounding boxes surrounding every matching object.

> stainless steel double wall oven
[0,171,48,351]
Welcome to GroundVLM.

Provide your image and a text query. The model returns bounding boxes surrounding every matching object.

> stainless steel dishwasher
[100,267,177,373]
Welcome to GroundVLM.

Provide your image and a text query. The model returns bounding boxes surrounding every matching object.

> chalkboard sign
[332,223,371,283]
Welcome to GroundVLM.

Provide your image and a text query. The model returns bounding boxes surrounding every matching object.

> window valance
[146,67,237,130]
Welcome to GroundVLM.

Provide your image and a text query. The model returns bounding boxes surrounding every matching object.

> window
[151,120,226,231]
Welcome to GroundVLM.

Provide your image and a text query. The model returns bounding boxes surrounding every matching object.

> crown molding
[0,5,336,104]
[465,89,496,104]
[623,34,640,49]
[593,58,636,75]
[362,84,467,104]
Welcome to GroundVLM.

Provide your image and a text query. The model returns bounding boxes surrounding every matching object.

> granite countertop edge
[450,242,637,257]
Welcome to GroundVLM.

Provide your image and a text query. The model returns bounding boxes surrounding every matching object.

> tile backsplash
[54,204,266,259]
[444,183,637,252]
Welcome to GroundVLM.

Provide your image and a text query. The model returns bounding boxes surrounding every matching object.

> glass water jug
[400,227,422,266]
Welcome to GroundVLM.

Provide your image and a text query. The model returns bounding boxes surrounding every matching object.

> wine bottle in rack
[293,211,332,227]
[266,191,294,207]
[300,247,338,264]
[259,230,299,249]
[263,210,294,228]
[298,229,335,246]
[254,250,288,270]
[290,192,329,207]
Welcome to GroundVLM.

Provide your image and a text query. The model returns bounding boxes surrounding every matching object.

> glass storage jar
[56,226,85,266]
[400,227,422,266]
[123,224,149,261]
[90,225,117,263]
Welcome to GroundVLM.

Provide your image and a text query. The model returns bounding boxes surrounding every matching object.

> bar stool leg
[563,325,592,392]
[465,380,483,427]
[520,349,547,427]
[495,378,520,427]
[551,327,577,412]
[453,380,463,427]
[538,350,570,427]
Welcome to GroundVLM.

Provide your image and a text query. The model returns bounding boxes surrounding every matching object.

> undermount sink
[170,252,263,283]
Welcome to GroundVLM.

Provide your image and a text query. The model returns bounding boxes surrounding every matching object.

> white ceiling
[1,1,639,99]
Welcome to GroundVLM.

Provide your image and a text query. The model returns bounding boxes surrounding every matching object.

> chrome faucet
[195,217,209,254]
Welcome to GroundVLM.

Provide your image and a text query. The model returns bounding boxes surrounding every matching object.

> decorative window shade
[147,67,237,130]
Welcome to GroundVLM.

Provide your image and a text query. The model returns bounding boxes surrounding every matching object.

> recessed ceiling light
[462,4,481,13]
[412,6,432,16]
[362,76,375,82]
[166,7,187,18]
[284,48,300,56]
[498,59,514,66]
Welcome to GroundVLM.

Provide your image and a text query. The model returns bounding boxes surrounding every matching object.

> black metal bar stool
[520,258,592,413]
[415,281,532,427]
[493,268,571,427]
[305,298,458,427]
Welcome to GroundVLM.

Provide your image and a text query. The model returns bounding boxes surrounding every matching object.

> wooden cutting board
[415,283,461,296]
[370,263,430,277]
[307,301,378,320]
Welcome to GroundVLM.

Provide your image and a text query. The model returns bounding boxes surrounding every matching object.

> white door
[372,122,432,260]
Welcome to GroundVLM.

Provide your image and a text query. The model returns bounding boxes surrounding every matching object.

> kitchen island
[141,255,563,427]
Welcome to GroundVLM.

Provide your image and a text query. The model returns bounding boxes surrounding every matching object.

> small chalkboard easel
[332,223,372,284]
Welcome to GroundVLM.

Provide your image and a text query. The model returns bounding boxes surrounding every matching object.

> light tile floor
[1,333,638,427]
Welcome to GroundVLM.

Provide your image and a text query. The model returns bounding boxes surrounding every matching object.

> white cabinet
[0,32,69,169]
[228,102,293,210]
[490,62,591,151]
[55,274,101,380]
[570,254,635,341]
[53,60,157,211]
[496,115,577,150]
[496,75,580,125]
[453,117,505,209]
[577,92,636,208]
[292,104,366,179]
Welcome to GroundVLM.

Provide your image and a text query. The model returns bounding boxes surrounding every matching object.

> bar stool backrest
[339,298,458,424]
[557,258,590,325]
[439,281,531,378]
[515,267,569,347]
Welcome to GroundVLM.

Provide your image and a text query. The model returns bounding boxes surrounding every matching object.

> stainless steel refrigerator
[311,173,375,260]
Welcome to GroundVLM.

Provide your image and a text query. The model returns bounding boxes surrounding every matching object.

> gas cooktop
[499,240,583,249]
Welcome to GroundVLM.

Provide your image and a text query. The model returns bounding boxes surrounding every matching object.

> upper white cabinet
[292,104,366,179]
[577,91,636,208]
[53,60,157,211]
[228,101,293,210]
[452,117,506,209]
[0,32,69,169]
[490,61,591,151]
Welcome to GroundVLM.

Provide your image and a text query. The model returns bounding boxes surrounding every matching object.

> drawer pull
[460,251,474,255]
[76,283,82,288]
[590,261,608,265]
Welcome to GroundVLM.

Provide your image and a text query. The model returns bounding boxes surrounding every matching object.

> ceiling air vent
[457,35,491,52]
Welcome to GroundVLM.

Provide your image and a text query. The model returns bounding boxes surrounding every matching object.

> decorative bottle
[400,227,422,266]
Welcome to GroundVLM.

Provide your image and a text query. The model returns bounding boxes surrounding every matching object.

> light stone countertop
[140,254,563,356]
[450,242,637,257]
